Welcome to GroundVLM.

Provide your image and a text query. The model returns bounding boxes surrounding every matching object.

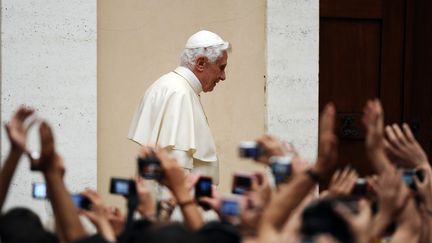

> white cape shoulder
[128,72,217,162]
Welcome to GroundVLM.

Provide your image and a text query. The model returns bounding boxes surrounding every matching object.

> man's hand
[28,121,65,177]
[135,176,156,219]
[384,123,429,169]
[326,168,358,197]
[314,103,338,179]
[79,189,116,242]
[5,106,35,154]
[362,99,391,174]
[256,134,288,165]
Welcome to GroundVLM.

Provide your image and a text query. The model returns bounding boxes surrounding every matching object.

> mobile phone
[137,156,163,180]
[110,177,136,196]
[352,178,367,196]
[270,156,292,185]
[221,198,240,217]
[32,182,47,199]
[239,141,263,159]
[71,194,92,210]
[232,173,252,195]
[195,176,213,210]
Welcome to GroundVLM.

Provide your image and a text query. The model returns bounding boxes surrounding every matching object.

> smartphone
[352,178,367,196]
[232,173,252,195]
[195,176,213,210]
[221,198,240,217]
[71,194,92,210]
[239,141,263,159]
[137,156,163,180]
[110,177,136,196]
[270,156,292,185]
[32,182,47,199]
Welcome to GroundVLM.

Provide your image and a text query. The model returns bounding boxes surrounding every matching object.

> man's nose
[220,71,226,81]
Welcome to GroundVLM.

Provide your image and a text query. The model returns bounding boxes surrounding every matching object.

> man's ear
[195,56,207,72]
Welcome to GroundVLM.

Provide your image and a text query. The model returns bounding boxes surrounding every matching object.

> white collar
[174,66,203,95]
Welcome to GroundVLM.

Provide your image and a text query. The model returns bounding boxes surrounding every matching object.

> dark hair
[301,196,359,243]
[0,207,58,243]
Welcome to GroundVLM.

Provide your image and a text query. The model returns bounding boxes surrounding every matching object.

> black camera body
[239,141,263,159]
[195,176,213,210]
[71,194,92,210]
[137,156,163,180]
[232,173,252,195]
[270,156,293,185]
[110,177,136,197]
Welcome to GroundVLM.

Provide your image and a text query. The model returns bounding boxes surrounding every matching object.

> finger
[385,125,401,148]
[392,124,406,145]
[402,123,416,143]
[39,121,55,156]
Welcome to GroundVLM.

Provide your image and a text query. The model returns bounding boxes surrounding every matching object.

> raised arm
[30,121,86,242]
[363,99,393,174]
[0,107,34,210]
[258,103,339,241]
[151,146,204,230]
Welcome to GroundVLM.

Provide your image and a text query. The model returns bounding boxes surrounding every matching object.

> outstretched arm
[259,103,339,241]
[0,107,34,210]
[30,122,86,242]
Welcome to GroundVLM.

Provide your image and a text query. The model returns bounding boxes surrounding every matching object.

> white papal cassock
[128,66,219,184]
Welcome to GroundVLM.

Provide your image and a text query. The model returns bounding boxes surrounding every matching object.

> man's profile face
[200,51,228,92]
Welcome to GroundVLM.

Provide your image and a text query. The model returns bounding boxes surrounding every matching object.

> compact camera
[232,173,252,195]
[239,141,264,159]
[270,156,293,185]
[71,194,92,210]
[402,169,424,190]
[195,176,213,210]
[221,198,240,217]
[110,177,136,197]
[351,178,368,196]
[137,156,163,180]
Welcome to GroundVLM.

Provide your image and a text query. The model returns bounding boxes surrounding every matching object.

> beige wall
[98,0,266,205]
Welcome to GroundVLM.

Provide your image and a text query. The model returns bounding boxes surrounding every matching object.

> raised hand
[79,189,116,242]
[28,121,65,177]
[314,103,338,179]
[256,134,288,165]
[135,176,156,219]
[326,168,358,196]
[384,123,429,169]
[5,106,35,153]
[362,99,391,174]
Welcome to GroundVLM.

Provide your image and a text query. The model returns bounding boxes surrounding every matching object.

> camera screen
[232,175,252,195]
[115,181,129,195]
[71,194,91,210]
[221,199,240,216]
[32,183,47,199]
[138,157,163,180]
[195,177,212,198]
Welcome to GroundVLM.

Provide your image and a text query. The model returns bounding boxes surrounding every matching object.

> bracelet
[305,169,321,183]
[178,199,195,208]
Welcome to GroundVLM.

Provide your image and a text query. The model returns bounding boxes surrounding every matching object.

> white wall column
[1,0,97,222]
[266,0,319,162]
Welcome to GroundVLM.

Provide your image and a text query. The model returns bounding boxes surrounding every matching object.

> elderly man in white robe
[128,30,230,190]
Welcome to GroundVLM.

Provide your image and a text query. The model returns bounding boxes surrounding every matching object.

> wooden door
[319,0,406,175]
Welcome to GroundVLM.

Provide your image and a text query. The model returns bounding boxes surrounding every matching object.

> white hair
[180,44,230,68]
